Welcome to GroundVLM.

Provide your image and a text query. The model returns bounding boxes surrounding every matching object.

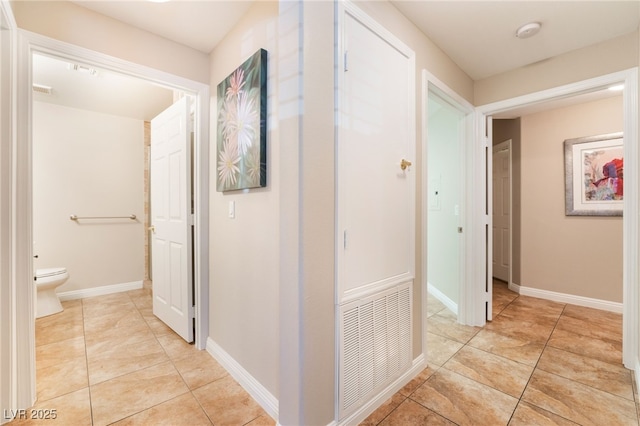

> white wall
[33,101,144,293]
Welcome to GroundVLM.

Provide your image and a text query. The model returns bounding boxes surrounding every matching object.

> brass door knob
[400,159,412,171]
[148,225,155,234]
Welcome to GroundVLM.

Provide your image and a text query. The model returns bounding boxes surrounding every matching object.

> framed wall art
[564,132,623,216]
[216,48,267,192]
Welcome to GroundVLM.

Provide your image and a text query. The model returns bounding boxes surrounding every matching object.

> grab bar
[70,214,137,221]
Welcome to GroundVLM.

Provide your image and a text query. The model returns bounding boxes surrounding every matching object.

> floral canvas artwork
[216,49,267,192]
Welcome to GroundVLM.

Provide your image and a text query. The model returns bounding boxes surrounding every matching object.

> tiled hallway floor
[361,280,639,425]
[12,282,275,426]
[11,281,639,425]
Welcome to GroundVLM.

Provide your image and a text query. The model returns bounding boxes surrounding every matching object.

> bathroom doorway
[32,53,172,302]
[15,33,211,404]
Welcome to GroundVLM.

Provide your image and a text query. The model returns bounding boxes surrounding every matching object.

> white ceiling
[32,53,174,121]
[391,0,639,81]
[71,0,640,80]
[34,1,639,120]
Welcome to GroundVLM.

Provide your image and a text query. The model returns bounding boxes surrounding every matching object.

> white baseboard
[57,280,143,301]
[206,338,279,422]
[427,282,458,315]
[337,355,427,426]
[512,283,622,313]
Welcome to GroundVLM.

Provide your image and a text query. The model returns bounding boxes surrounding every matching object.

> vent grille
[32,84,52,95]
[338,283,412,419]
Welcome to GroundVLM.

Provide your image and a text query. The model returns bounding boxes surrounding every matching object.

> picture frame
[564,132,623,216]
[216,49,267,192]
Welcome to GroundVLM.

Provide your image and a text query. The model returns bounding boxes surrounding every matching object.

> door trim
[0,0,19,416]
[14,30,210,406]
[476,68,638,370]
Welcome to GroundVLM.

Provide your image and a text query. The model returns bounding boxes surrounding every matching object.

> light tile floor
[10,281,639,425]
[361,280,639,425]
[11,282,275,426]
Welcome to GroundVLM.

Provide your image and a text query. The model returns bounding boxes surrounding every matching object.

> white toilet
[35,267,69,318]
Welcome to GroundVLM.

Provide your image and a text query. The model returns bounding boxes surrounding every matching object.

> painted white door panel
[338,9,415,301]
[492,141,511,282]
[151,96,193,342]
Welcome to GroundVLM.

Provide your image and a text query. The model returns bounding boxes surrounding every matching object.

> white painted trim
[15,30,36,414]
[57,281,143,301]
[476,68,638,369]
[206,338,279,422]
[511,283,623,314]
[13,31,211,415]
[336,354,426,426]
[427,282,458,315]
[0,1,18,422]
[507,282,520,294]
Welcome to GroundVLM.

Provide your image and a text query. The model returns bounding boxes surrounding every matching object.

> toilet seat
[36,267,67,279]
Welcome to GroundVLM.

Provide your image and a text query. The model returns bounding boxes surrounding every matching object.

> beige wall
[520,96,623,302]
[10,1,209,84]
[33,102,145,292]
[208,1,475,423]
[208,0,279,400]
[475,31,638,106]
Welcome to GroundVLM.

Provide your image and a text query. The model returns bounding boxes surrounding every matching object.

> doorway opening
[15,31,211,405]
[31,52,173,301]
[421,70,475,332]
[425,89,465,318]
[478,69,638,369]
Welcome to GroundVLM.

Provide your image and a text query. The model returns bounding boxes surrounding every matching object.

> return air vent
[32,84,52,95]
[338,282,412,420]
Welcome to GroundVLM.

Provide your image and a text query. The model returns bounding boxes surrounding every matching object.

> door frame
[13,30,210,406]
[421,70,476,333]
[1,0,18,417]
[475,68,638,370]
[491,139,512,287]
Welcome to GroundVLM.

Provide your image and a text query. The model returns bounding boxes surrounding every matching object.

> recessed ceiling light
[608,84,624,91]
[516,22,541,39]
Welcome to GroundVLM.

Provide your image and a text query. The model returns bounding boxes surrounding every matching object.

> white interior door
[337,8,415,301]
[492,140,511,282]
[150,96,194,343]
